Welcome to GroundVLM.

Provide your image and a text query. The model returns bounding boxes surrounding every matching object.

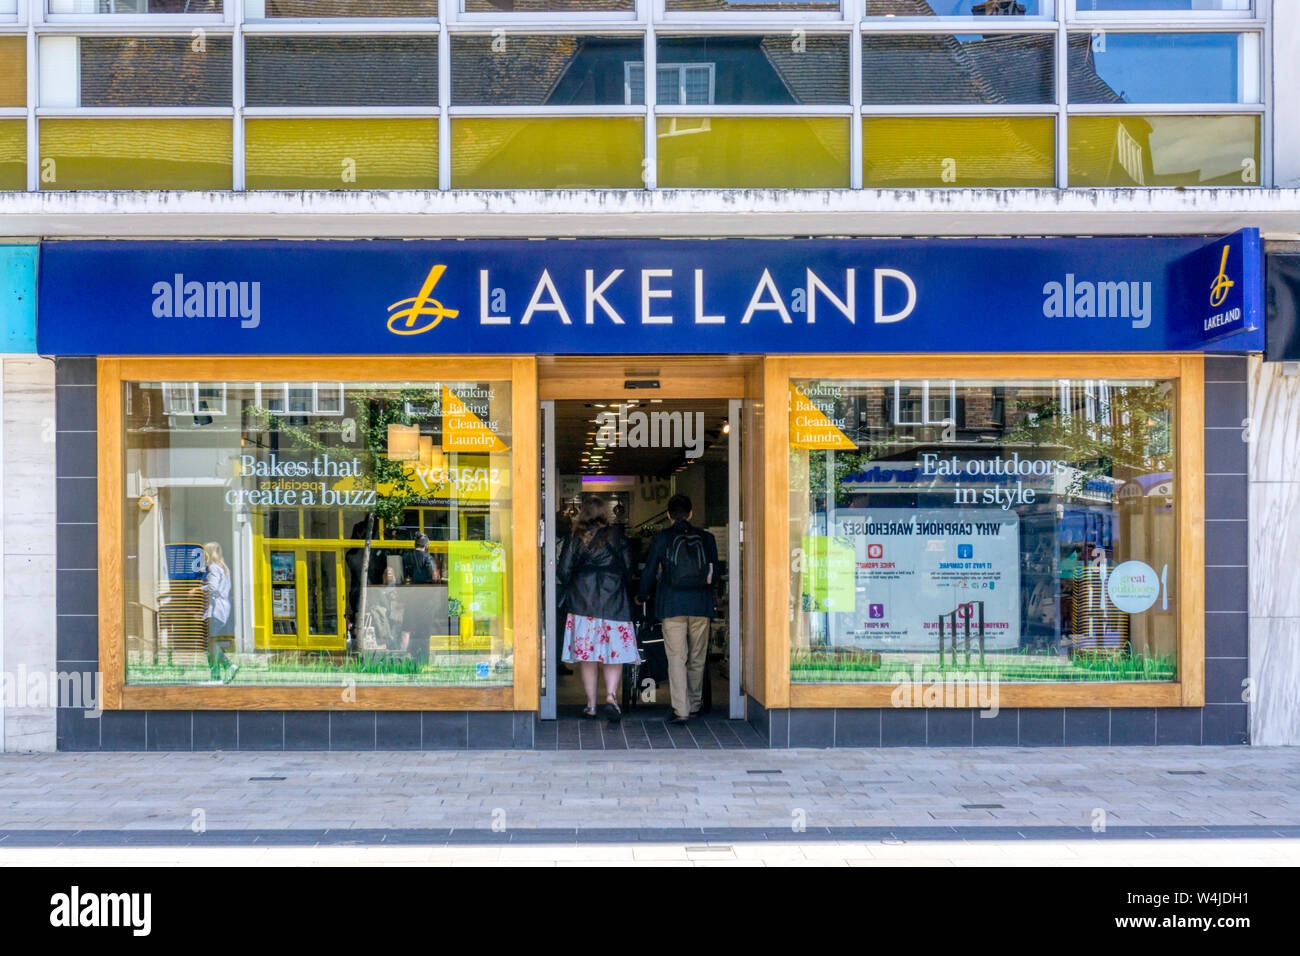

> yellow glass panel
[0,120,23,191]
[1068,114,1261,187]
[656,117,849,189]
[0,37,24,108]
[452,118,642,189]
[862,117,1055,188]
[246,118,437,190]
[39,119,232,190]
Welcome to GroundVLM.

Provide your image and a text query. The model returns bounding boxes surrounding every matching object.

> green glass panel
[246,118,437,190]
[657,117,849,188]
[1068,114,1260,187]
[452,117,642,189]
[0,120,24,191]
[38,119,232,190]
[863,116,1055,188]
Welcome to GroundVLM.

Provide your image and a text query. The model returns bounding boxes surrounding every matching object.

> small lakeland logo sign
[387,264,459,335]
[1203,242,1243,336]
[1210,243,1235,309]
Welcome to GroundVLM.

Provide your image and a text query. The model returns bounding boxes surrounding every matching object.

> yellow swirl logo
[1209,244,1235,309]
[387,264,459,335]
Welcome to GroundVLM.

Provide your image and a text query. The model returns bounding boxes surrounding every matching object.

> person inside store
[637,494,718,725]
[555,510,574,676]
[203,541,238,684]
[557,496,638,722]
[401,533,437,663]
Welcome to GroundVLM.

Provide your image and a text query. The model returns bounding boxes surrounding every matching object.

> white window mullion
[25,0,36,190]
[232,0,244,190]
[1056,0,1069,188]
[643,8,656,190]
[438,7,451,190]
[850,0,861,188]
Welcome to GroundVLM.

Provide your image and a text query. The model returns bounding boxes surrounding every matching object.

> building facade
[2,0,1299,751]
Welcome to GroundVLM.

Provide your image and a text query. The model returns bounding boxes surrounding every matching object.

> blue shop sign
[1,245,38,353]
[37,235,1263,356]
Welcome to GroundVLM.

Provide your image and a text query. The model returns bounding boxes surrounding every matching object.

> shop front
[38,234,1261,749]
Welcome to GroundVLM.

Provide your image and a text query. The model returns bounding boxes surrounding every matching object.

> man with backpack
[637,494,718,724]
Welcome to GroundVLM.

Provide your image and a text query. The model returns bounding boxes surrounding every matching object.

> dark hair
[415,533,429,550]
[667,494,692,521]
[574,496,610,541]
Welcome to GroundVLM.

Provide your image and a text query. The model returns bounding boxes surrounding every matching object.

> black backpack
[404,549,436,584]
[666,528,710,589]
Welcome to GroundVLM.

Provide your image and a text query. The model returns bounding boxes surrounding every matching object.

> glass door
[303,549,343,649]
[539,399,558,719]
[728,398,744,719]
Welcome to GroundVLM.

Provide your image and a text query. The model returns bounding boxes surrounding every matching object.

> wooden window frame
[97,355,538,711]
[764,353,1205,710]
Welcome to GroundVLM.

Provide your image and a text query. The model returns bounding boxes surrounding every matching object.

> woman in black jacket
[557,496,638,721]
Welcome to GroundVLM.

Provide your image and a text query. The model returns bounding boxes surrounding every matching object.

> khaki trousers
[661,616,710,718]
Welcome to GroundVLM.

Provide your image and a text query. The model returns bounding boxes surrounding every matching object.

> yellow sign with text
[443,385,509,453]
[789,385,856,450]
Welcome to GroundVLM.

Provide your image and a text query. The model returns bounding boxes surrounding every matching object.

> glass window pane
[246,37,437,107]
[0,120,23,191]
[866,1,1050,13]
[452,117,643,188]
[464,0,633,11]
[65,36,232,108]
[0,37,25,107]
[48,0,223,12]
[1067,114,1260,187]
[1069,32,1259,105]
[789,377,1179,684]
[1076,1,1250,11]
[657,117,849,188]
[246,118,437,190]
[38,119,232,190]
[863,116,1054,187]
[263,0,438,15]
[666,0,839,12]
[658,35,848,106]
[656,63,681,105]
[862,33,1054,105]
[451,34,642,106]
[123,379,515,687]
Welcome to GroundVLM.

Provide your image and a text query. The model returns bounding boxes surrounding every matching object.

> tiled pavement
[1,745,1299,835]
[540,715,765,750]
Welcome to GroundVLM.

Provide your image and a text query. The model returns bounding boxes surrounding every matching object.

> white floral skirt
[562,614,640,665]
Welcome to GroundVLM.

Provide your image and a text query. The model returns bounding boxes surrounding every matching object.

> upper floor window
[247,0,438,16]
[48,0,223,12]
[865,0,1052,16]
[463,0,634,13]
[1068,31,1260,104]
[1073,1,1252,13]
[39,35,233,107]
[626,62,716,106]
[667,0,840,11]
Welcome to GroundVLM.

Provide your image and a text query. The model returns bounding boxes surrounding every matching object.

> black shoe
[604,699,622,723]
[669,714,690,726]
[582,705,598,719]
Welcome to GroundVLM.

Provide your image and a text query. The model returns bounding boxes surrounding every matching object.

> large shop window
[121,378,515,689]
[789,377,1179,685]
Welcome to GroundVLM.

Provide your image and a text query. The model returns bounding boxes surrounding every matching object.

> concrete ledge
[4,187,1300,239]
